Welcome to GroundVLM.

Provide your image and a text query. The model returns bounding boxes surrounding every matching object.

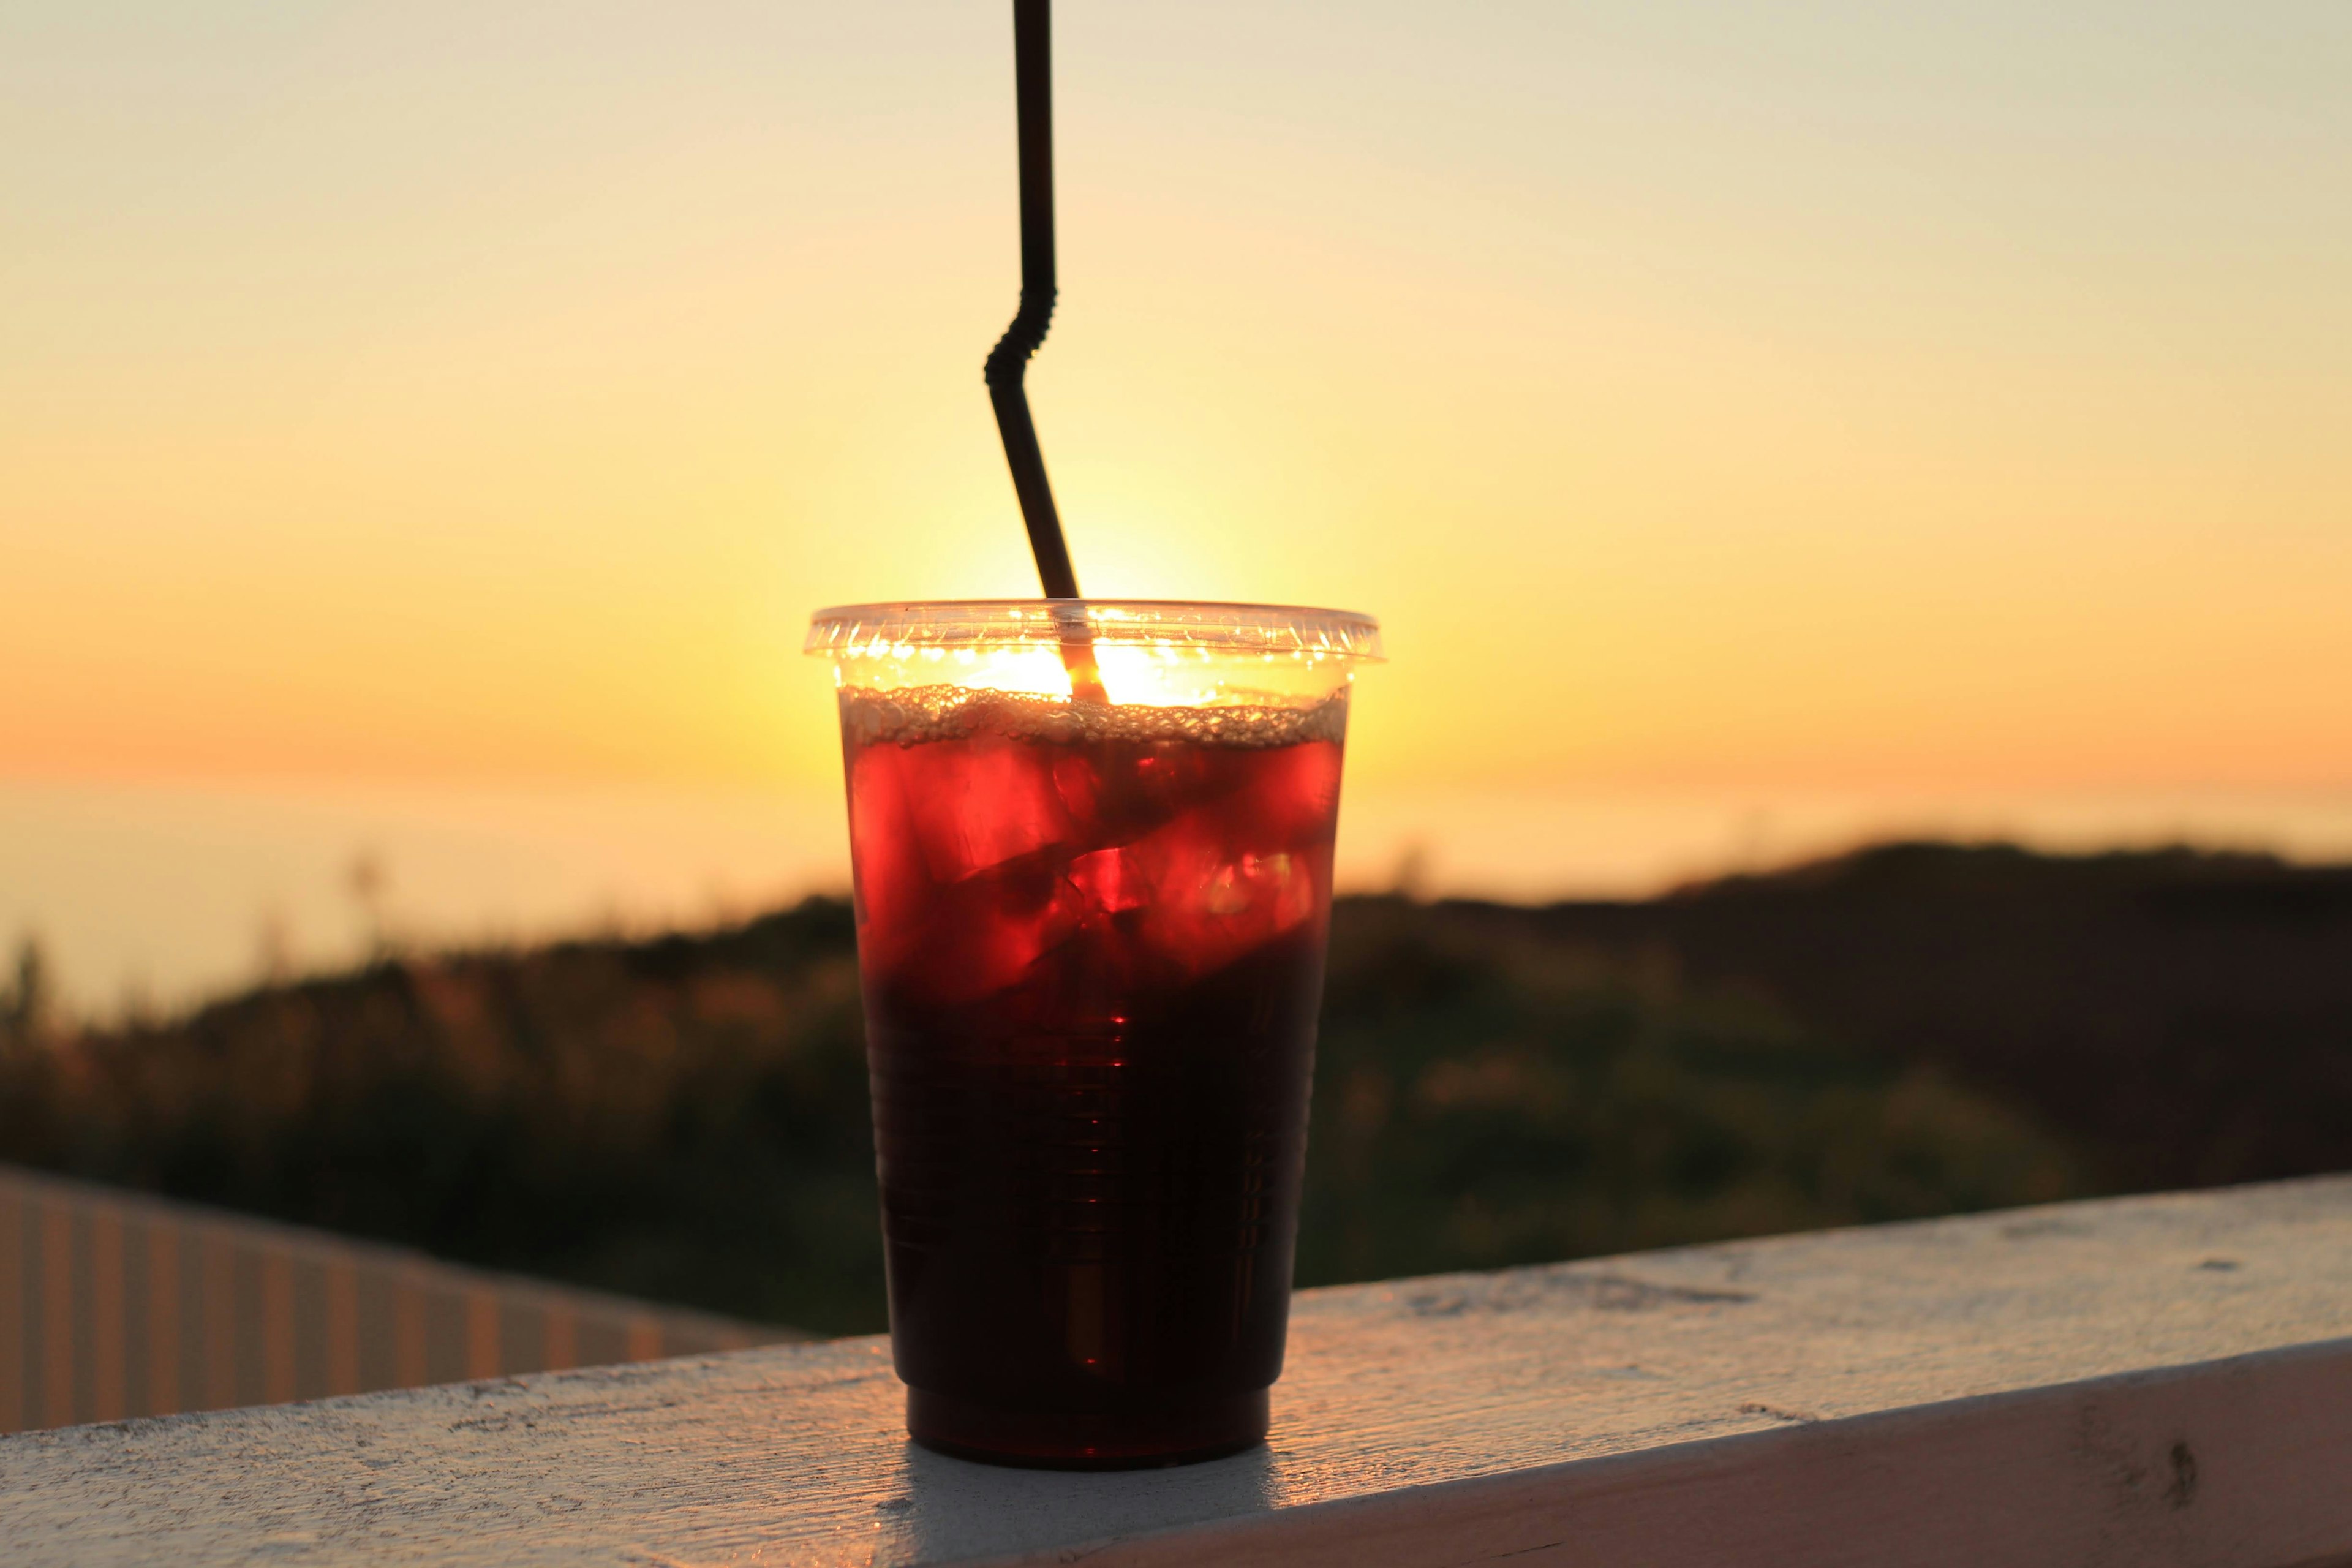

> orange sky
[6,1,2349,801]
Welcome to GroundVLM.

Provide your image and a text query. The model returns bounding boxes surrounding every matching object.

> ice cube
[1121,807,1329,979]
[847,742,934,970]
[1052,741,1212,852]
[1220,739,1344,854]
[895,848,1088,1006]
[1067,845,1147,919]
[907,732,1079,884]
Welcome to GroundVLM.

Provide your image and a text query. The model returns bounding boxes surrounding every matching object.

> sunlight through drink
[808,601,1380,1467]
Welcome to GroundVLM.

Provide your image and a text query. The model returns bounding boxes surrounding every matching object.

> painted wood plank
[5,1177,2352,1567]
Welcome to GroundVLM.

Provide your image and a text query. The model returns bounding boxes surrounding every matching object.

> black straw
[986,0,1081,601]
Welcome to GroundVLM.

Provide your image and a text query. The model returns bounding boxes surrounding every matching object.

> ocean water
[4,778,2348,1018]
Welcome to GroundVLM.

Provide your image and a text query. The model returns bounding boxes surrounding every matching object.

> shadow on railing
[0,1164,801,1435]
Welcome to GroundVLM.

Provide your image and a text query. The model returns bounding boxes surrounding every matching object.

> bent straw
[986,0,1105,702]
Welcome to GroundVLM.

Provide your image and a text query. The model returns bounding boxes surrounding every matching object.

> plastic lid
[804,600,1383,661]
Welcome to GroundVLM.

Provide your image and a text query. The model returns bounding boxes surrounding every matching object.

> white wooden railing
[7,1176,2352,1567]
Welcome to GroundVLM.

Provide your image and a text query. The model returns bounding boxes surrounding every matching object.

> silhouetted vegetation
[1296,891,2082,1287]
[2,842,2346,1336]
[1,939,58,1061]
[1518,842,2352,1194]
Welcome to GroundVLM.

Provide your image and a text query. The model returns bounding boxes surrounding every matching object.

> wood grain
[6,1177,2352,1567]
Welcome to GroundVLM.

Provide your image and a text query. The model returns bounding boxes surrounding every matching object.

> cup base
[905,1385,1270,1470]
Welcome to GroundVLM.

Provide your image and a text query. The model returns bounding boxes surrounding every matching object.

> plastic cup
[805,600,1381,1468]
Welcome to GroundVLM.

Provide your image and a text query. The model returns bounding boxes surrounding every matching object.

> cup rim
[804,599,1384,661]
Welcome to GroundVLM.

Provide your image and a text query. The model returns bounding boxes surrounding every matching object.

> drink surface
[840,684,1348,1464]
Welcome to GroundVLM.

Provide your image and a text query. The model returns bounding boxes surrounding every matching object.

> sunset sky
[5,3,2351,1000]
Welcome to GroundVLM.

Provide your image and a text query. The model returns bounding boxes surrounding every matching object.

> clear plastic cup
[805,600,1381,1467]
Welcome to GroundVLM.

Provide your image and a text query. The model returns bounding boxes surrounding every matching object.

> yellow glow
[2,3,2347,806]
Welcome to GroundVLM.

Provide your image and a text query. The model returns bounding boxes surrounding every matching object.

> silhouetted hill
[1498,842,2352,1191]
[4,840,2344,1335]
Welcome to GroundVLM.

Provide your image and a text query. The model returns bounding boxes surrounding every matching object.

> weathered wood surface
[7,1177,2352,1567]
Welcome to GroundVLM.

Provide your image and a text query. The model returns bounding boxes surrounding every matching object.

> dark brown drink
[840,682,1347,1466]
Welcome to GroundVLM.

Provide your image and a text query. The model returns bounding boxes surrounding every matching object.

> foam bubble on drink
[840,684,1349,750]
